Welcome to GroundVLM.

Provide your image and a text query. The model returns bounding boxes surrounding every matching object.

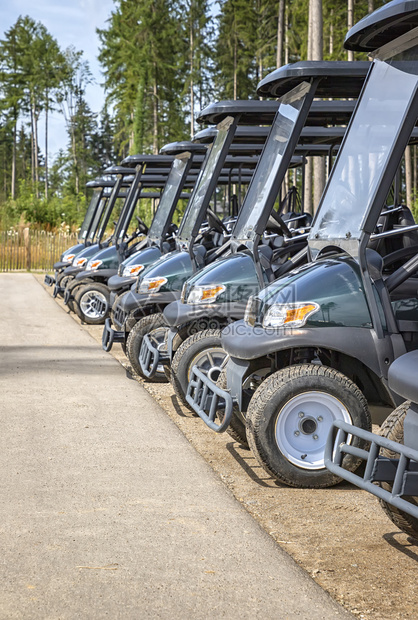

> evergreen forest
[0,0,401,231]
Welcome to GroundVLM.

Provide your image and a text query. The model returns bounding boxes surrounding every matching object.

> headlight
[73,257,87,268]
[86,259,103,271]
[263,302,319,328]
[122,264,144,277]
[187,284,226,305]
[64,254,75,264]
[139,277,168,294]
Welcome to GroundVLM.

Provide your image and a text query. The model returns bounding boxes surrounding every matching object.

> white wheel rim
[275,391,352,470]
[80,291,108,319]
[188,347,227,383]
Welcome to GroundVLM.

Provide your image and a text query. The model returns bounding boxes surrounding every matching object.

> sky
[0,0,116,159]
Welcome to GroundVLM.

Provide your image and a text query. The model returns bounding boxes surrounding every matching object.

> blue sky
[1,0,116,158]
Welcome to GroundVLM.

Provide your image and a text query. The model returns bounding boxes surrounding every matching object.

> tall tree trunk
[44,94,49,200]
[309,0,325,212]
[153,65,159,154]
[32,94,40,199]
[276,0,285,68]
[405,146,413,207]
[347,0,355,61]
[30,109,35,187]
[233,36,237,100]
[329,9,334,56]
[368,0,374,13]
[11,117,17,200]
[190,15,195,138]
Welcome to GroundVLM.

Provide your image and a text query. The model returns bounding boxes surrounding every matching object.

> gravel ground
[40,274,418,620]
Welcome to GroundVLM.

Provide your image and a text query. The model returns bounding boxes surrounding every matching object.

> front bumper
[102,317,125,352]
[186,366,234,432]
[163,300,247,328]
[44,274,55,286]
[325,420,418,518]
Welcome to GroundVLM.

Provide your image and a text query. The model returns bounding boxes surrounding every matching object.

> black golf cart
[186,0,418,489]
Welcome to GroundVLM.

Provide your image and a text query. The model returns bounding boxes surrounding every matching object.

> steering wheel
[206,208,229,235]
[136,215,148,235]
[268,208,291,238]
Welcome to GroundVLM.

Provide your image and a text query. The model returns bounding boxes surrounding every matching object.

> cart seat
[388,350,418,402]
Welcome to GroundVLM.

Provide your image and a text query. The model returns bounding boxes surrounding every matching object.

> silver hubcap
[275,391,352,470]
[80,291,108,319]
[188,346,227,383]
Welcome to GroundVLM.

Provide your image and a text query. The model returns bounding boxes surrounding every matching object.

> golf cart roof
[345,0,418,51]
[160,141,208,155]
[198,99,357,128]
[121,154,175,168]
[257,61,370,98]
[197,100,281,125]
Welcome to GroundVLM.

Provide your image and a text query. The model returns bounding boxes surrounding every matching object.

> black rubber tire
[56,272,74,298]
[126,313,168,383]
[378,402,418,539]
[74,282,111,325]
[171,329,225,411]
[64,277,93,313]
[246,364,371,489]
[216,368,249,447]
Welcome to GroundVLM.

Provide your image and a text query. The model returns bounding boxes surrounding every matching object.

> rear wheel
[246,364,371,488]
[74,282,110,325]
[378,402,418,539]
[126,313,168,383]
[171,329,226,411]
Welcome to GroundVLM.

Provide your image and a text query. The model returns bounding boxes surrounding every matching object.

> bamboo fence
[0,228,78,272]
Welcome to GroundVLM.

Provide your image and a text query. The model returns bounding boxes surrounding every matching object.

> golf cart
[149,78,368,405]
[61,155,175,322]
[44,176,127,289]
[186,0,418,489]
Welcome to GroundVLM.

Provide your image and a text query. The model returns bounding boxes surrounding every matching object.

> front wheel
[126,313,168,383]
[74,282,110,325]
[378,402,418,539]
[246,364,371,488]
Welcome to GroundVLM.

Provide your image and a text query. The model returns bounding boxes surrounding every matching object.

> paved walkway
[0,273,353,619]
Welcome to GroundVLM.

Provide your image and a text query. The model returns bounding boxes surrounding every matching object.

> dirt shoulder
[38,274,418,620]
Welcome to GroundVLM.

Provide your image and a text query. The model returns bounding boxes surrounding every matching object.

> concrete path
[0,273,353,619]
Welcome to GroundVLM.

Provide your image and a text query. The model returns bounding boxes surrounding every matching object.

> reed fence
[0,228,78,272]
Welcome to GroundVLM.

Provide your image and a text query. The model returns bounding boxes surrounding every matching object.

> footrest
[102,318,124,352]
[44,274,55,286]
[53,284,64,298]
[139,334,168,378]
[325,420,418,519]
[186,366,233,433]
[63,289,72,305]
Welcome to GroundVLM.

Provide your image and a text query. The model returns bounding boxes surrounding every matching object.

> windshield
[309,58,418,244]
[87,195,108,242]
[178,117,234,242]
[148,155,190,241]
[232,82,311,241]
[98,176,124,241]
[78,189,102,241]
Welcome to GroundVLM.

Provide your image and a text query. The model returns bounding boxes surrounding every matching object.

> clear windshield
[78,189,102,241]
[178,118,233,241]
[309,58,418,244]
[148,155,190,241]
[232,82,311,241]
